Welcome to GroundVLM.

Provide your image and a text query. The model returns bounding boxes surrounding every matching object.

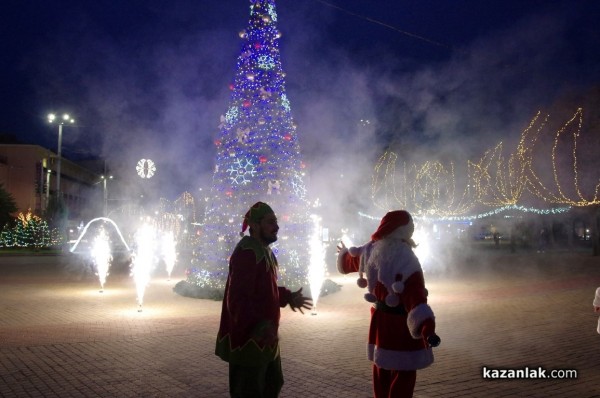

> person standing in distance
[215,201,312,398]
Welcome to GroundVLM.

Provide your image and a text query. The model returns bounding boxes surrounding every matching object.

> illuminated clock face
[136,159,156,179]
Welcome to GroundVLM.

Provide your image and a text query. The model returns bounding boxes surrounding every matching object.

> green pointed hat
[241,202,274,236]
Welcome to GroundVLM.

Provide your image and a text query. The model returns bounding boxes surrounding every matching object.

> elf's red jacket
[215,236,292,366]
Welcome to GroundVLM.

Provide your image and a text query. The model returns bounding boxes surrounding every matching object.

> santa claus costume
[594,287,600,334]
[337,210,438,398]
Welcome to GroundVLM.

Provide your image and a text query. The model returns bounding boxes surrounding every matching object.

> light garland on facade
[359,204,572,223]
[372,109,599,218]
[372,152,475,218]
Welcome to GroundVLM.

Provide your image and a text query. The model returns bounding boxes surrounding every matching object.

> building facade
[0,144,102,220]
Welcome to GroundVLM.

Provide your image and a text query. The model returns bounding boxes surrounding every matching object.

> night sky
[1,0,599,199]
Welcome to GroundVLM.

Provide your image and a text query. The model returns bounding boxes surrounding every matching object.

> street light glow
[48,111,75,197]
[47,113,74,124]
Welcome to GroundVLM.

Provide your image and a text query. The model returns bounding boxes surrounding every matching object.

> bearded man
[216,201,312,398]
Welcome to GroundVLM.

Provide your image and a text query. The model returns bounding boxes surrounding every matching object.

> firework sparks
[413,225,432,271]
[131,224,156,311]
[308,214,326,315]
[340,229,354,249]
[91,228,112,292]
[161,231,177,281]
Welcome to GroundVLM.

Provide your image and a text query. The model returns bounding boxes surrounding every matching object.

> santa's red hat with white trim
[368,210,416,307]
[371,210,413,242]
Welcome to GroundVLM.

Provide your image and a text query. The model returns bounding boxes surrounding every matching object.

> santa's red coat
[338,243,435,370]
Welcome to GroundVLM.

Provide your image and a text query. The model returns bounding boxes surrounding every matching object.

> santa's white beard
[367,238,409,273]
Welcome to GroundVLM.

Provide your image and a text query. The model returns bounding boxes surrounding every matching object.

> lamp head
[48,113,75,124]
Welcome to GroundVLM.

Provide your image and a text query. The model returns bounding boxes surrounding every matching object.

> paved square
[1,247,599,397]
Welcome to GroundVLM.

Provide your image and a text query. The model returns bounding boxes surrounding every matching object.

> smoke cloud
[7,1,599,245]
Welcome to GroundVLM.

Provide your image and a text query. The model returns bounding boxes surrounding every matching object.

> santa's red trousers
[372,365,417,398]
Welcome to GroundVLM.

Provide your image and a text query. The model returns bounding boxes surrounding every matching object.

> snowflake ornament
[226,157,257,185]
[257,55,276,70]
[291,172,307,198]
[225,107,239,124]
[267,4,277,22]
[281,94,291,112]
[136,159,156,179]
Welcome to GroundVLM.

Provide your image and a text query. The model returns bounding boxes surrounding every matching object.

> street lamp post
[45,169,51,210]
[48,113,75,197]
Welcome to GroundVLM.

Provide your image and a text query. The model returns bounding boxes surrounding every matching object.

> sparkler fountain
[308,214,326,315]
[161,231,177,281]
[69,217,130,292]
[340,230,354,249]
[91,228,112,292]
[412,225,432,272]
[131,224,157,312]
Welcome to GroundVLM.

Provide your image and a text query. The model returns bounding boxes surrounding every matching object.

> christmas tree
[187,0,311,294]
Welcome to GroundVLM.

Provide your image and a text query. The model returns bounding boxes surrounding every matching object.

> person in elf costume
[337,210,440,398]
[215,202,312,398]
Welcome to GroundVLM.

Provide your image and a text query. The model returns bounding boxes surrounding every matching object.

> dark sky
[1,0,599,200]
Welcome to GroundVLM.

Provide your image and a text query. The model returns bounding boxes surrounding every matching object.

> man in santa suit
[593,287,600,334]
[337,210,439,398]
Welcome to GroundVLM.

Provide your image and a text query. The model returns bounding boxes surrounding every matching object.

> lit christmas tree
[187,0,311,295]
[0,210,58,248]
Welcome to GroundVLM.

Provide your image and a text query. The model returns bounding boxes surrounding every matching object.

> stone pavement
[1,248,600,397]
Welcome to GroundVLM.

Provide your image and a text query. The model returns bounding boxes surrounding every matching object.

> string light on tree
[188,0,312,293]
[0,210,60,248]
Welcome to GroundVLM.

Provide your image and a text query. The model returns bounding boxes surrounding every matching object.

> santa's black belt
[374,301,407,315]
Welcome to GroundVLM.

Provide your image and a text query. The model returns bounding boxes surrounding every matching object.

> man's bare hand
[289,287,312,314]
[336,241,346,253]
